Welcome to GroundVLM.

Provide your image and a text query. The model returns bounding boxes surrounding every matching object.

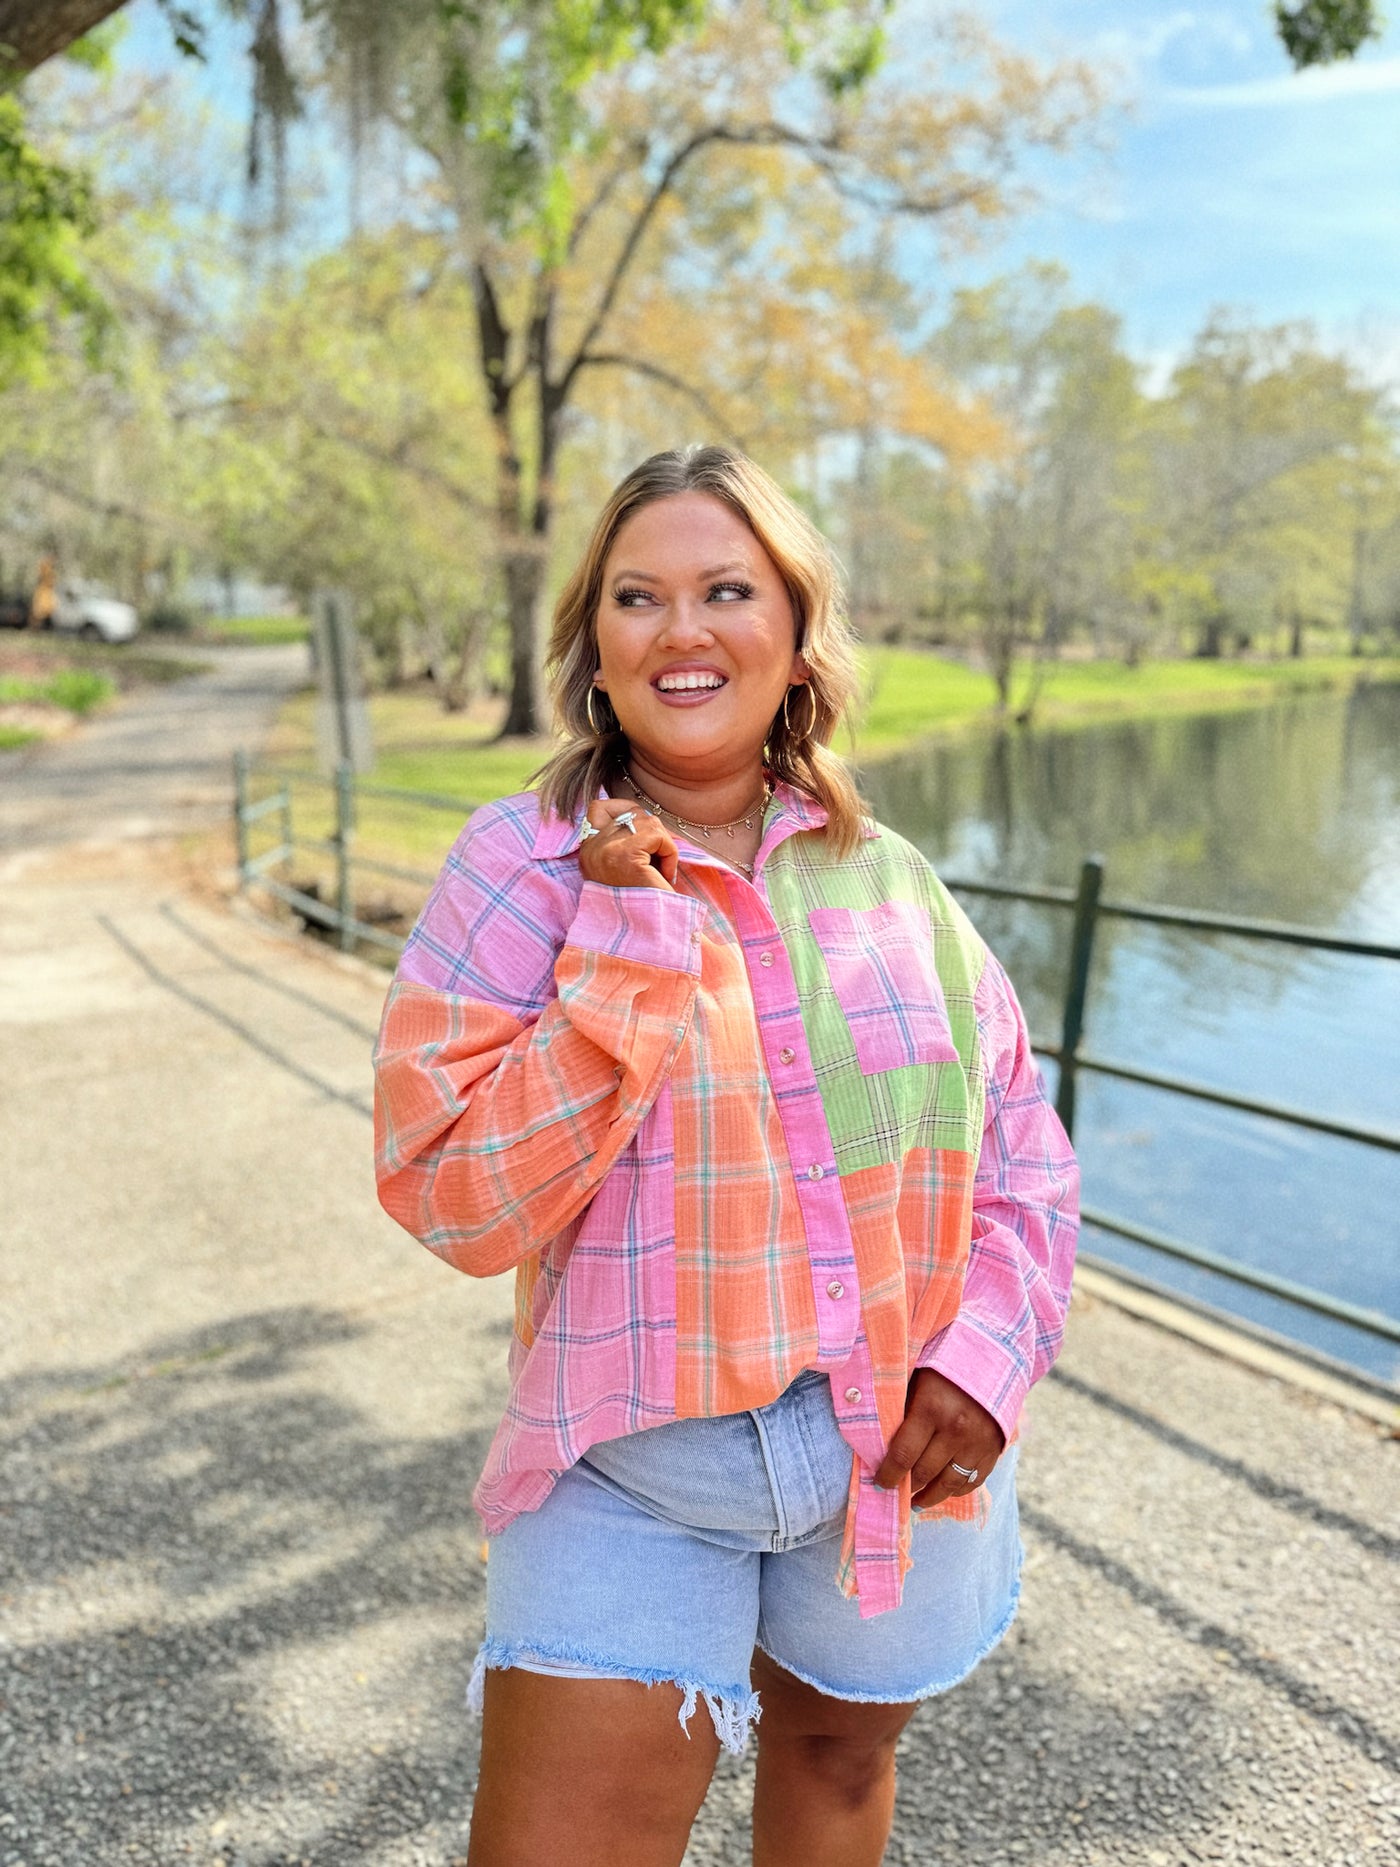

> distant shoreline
[251,646,1400,825]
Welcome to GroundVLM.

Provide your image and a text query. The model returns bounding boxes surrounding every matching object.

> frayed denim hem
[466,1637,761,1756]
[755,1565,1023,1707]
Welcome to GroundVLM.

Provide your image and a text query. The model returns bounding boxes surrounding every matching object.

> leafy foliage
[0,93,106,384]
[1274,0,1382,68]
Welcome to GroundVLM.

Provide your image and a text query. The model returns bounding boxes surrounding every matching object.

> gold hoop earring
[782,683,815,738]
[586,684,607,736]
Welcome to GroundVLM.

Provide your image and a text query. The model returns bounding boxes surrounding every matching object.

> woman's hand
[578,799,680,891]
[874,1368,1005,1509]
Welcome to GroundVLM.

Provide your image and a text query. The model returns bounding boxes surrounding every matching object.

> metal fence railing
[234,753,1400,1390]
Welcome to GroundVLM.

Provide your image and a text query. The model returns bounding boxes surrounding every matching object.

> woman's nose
[657,599,715,646]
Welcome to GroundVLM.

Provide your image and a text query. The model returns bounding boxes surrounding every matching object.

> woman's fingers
[874,1368,1004,1506]
[579,802,679,890]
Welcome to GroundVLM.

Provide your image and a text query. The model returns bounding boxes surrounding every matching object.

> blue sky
[111,0,1400,383]
[967,0,1400,381]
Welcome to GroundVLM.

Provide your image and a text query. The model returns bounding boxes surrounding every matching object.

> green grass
[0,724,39,751]
[0,669,115,713]
[262,650,1400,813]
[245,649,1400,908]
[857,648,1400,751]
[257,687,548,876]
[197,614,310,646]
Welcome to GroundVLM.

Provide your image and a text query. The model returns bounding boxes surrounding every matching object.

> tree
[0,23,116,384]
[229,2,1094,734]
[204,233,499,704]
[915,265,1145,709]
[0,1,127,83]
[3,0,1379,84]
[1149,316,1384,655]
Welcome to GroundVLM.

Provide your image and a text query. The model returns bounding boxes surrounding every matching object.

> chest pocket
[807,900,960,1076]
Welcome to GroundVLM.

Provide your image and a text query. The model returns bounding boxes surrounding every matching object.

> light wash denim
[469,1369,1022,1753]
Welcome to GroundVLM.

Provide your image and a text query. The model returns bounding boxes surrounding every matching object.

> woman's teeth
[655,673,726,692]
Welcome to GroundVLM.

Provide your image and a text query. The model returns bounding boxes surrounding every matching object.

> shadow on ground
[2,1307,494,1865]
[1,1308,1239,1866]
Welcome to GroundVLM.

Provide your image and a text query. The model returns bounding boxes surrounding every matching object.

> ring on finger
[949,1461,979,1484]
[578,817,601,841]
[612,809,641,834]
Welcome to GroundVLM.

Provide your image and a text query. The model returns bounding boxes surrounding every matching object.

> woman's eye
[709,580,755,602]
[613,587,654,607]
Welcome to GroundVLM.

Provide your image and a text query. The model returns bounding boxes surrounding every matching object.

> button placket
[736,890,859,1369]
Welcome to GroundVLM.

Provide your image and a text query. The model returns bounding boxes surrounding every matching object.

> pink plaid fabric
[374,783,1078,1615]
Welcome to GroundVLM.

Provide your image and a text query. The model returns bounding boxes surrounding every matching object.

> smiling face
[593,491,807,791]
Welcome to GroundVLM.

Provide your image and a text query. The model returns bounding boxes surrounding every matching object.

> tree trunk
[987,620,1014,712]
[1196,614,1226,659]
[496,378,564,739]
[497,544,549,736]
[1347,526,1368,656]
[440,614,484,713]
[0,0,128,79]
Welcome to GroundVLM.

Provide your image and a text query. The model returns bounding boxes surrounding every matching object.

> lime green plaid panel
[765,828,986,1176]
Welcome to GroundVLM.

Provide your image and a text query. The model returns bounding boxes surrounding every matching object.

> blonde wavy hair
[532,445,869,858]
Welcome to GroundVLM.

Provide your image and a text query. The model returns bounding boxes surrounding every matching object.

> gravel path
[1,674,1396,1866]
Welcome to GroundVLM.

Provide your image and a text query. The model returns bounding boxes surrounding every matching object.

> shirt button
[779,1046,795,1064]
[807,1164,824,1181]
[844,1386,862,1405]
[826,1279,844,1300]
[758,951,774,967]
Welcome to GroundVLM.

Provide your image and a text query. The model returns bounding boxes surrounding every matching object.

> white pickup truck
[52,581,140,644]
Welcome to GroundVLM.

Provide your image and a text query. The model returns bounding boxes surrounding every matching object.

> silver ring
[949,1461,979,1484]
[578,818,601,841]
[613,809,640,835]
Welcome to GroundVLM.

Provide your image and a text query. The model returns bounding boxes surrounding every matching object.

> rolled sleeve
[566,879,707,976]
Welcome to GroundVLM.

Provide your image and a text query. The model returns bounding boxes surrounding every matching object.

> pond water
[860,680,1400,1386]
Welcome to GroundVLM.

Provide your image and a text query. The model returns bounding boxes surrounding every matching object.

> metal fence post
[334,761,355,952]
[279,784,293,869]
[233,749,250,887]
[1055,855,1104,1140]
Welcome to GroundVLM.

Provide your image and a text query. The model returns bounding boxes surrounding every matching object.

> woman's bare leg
[750,1647,919,1867]
[467,1668,721,1867]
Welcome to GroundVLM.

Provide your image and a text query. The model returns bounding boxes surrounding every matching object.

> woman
[373,446,1078,1867]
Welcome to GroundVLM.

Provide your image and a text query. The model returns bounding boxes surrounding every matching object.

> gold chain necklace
[619,770,771,876]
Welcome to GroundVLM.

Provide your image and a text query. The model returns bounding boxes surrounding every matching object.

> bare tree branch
[212,397,492,517]
[567,137,649,260]
[574,350,746,447]
[558,120,838,397]
[0,0,127,83]
[5,458,177,530]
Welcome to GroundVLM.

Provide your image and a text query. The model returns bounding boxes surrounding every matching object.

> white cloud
[1078,7,1255,90]
[1167,54,1400,107]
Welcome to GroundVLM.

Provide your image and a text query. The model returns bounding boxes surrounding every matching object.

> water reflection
[861,682,1400,1383]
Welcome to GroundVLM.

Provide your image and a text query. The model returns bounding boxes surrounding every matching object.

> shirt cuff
[565,879,707,976]
[916,1311,1028,1445]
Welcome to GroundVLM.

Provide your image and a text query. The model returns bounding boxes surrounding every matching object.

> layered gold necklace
[618,770,771,878]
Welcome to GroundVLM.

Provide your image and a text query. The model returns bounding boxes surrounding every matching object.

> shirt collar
[529,776,875,861]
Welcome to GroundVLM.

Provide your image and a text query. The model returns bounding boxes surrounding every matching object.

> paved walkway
[0,642,307,855]
[1,668,1396,1866]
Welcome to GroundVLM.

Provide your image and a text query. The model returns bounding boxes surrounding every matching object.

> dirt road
[1,659,1395,1866]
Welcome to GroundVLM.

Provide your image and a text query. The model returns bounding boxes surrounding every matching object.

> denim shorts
[469,1370,1022,1753]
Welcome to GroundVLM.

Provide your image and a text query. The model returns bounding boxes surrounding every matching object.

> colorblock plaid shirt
[373,780,1079,1617]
